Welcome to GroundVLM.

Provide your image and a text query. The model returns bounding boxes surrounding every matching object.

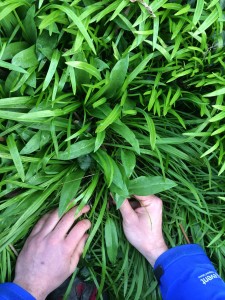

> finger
[69,234,89,273]
[53,205,90,237]
[29,212,52,237]
[65,219,91,250]
[133,195,162,206]
[36,209,62,236]
[119,199,137,222]
[134,195,163,214]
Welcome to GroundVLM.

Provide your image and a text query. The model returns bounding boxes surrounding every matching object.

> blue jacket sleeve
[154,244,225,300]
[0,283,35,300]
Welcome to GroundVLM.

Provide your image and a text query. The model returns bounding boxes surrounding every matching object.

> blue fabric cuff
[0,283,36,300]
[154,244,209,271]
[153,244,221,299]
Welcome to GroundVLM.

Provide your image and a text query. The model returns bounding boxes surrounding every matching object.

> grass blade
[6,135,25,182]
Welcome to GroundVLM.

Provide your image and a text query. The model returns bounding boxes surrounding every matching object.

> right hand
[119,195,168,266]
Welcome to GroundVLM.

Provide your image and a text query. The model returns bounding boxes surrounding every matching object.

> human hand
[119,195,168,266]
[13,206,91,300]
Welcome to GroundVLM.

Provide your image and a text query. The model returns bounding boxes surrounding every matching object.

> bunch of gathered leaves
[1,0,225,299]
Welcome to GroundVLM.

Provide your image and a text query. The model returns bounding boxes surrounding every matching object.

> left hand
[13,205,91,300]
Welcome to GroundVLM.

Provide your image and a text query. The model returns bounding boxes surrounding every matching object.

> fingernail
[84,219,91,227]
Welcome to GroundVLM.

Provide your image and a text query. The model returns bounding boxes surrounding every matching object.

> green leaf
[209,111,225,123]
[50,121,59,157]
[111,121,140,154]
[193,9,218,35]
[151,0,168,11]
[174,4,190,16]
[7,135,25,182]
[0,106,80,122]
[122,53,154,90]
[59,169,84,216]
[91,0,120,22]
[0,2,29,21]
[212,105,225,111]
[105,217,118,264]
[50,5,96,54]
[121,149,136,178]
[192,0,204,26]
[95,104,122,133]
[1,42,29,60]
[128,176,177,196]
[23,5,37,44]
[137,108,156,150]
[65,123,91,141]
[0,96,32,108]
[57,139,95,160]
[36,31,58,59]
[110,0,129,20]
[145,40,171,62]
[42,49,61,91]
[12,45,38,68]
[66,61,101,80]
[92,97,107,108]
[92,149,114,187]
[169,109,186,129]
[112,193,127,209]
[20,131,50,154]
[104,55,129,98]
[200,140,220,158]
[92,149,128,194]
[76,173,99,213]
[111,160,128,192]
[152,15,159,50]
[94,131,105,152]
[211,124,225,136]
[83,191,107,256]
[38,10,65,30]
[67,63,77,95]
[0,60,28,74]
[204,87,225,97]
[219,160,225,176]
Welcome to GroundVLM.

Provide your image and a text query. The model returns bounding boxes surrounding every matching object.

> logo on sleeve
[198,271,221,285]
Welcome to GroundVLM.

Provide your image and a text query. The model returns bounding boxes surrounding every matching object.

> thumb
[134,195,161,206]
[119,199,137,222]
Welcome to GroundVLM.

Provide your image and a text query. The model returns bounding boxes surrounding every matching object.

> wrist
[143,243,168,267]
[13,279,47,300]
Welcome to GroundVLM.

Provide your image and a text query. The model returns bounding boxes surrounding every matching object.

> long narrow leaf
[7,135,25,182]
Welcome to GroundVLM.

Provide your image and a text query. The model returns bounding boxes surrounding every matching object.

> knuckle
[64,243,73,254]
[156,197,163,205]
[25,235,44,251]
[151,196,163,207]
[35,236,44,245]
[47,234,59,246]
[30,234,43,245]
[123,216,135,225]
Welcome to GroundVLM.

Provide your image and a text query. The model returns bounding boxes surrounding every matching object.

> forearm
[0,283,35,300]
[154,244,225,300]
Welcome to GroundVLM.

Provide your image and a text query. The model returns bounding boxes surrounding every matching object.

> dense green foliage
[1,0,225,298]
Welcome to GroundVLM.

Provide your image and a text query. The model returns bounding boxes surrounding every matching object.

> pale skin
[14,205,91,300]
[13,195,168,300]
[120,195,168,266]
